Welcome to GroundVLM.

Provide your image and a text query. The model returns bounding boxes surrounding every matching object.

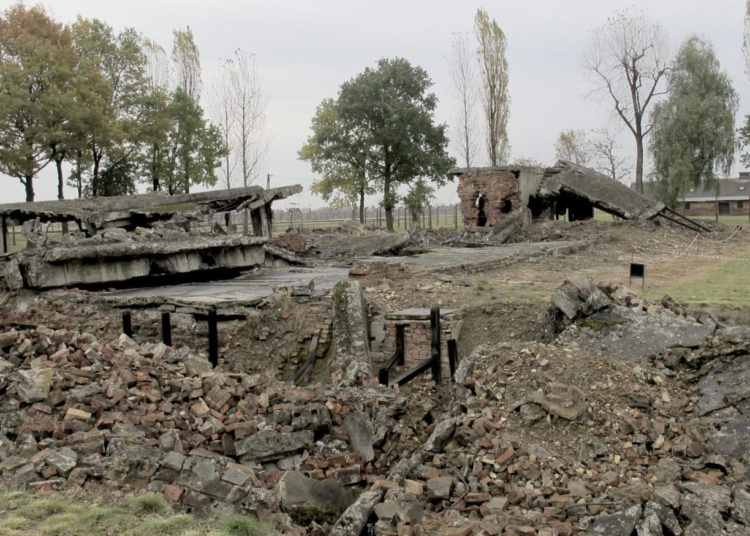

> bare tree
[171,26,201,102]
[228,49,266,188]
[448,33,478,167]
[554,129,590,165]
[584,6,669,193]
[590,129,631,184]
[212,60,237,190]
[475,8,510,166]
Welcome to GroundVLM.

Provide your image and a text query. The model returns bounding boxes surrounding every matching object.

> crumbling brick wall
[269,232,307,253]
[457,169,523,227]
[381,318,456,379]
[348,261,409,289]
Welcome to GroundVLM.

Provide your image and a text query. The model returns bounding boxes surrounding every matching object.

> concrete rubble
[1,300,748,535]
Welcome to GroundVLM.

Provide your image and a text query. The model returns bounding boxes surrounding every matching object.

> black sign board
[630,263,645,289]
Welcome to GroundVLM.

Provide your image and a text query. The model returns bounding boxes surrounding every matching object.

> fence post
[454,204,459,229]
[161,312,172,346]
[208,309,218,367]
[430,307,441,384]
[122,311,132,337]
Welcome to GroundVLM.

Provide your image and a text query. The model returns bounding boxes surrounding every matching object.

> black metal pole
[208,309,218,367]
[161,312,172,346]
[122,311,132,337]
[430,307,441,384]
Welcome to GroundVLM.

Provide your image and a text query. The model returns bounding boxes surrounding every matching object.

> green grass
[0,491,278,536]
[643,251,750,311]
[222,516,271,536]
[593,209,750,225]
[128,493,166,514]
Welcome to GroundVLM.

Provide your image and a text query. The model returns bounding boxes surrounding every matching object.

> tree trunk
[383,174,394,232]
[54,157,69,234]
[92,152,101,198]
[151,144,160,191]
[635,134,644,194]
[23,176,34,202]
[359,188,365,224]
[55,158,65,200]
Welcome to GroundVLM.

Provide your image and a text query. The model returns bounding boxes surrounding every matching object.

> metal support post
[122,311,132,337]
[161,312,172,346]
[208,309,218,367]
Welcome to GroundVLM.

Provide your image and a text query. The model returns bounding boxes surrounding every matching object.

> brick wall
[348,261,410,289]
[457,170,523,227]
[683,200,750,217]
[381,319,456,379]
[269,232,307,253]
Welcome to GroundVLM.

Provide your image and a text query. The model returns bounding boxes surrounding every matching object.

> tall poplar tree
[474,8,510,166]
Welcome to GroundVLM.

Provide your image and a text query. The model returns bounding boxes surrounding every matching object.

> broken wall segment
[453,166,545,228]
[330,280,372,386]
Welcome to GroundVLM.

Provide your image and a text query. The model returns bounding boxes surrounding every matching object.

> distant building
[678,173,750,217]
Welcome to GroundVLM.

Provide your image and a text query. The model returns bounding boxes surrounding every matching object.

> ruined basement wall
[456,167,544,227]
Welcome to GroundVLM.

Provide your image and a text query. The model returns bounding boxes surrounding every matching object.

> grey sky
[3,0,749,208]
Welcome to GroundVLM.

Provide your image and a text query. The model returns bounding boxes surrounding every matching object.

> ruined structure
[452,160,707,232]
[0,185,302,290]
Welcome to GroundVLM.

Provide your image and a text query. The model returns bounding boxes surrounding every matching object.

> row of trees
[0,4,265,202]
[300,4,744,230]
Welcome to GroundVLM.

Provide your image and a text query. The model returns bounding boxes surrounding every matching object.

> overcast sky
[3,0,749,208]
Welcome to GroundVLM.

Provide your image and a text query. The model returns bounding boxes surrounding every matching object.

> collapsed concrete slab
[5,231,267,290]
[0,185,303,289]
[0,185,301,248]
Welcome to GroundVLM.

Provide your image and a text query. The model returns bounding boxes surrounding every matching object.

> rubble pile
[378,339,750,535]
[0,323,447,532]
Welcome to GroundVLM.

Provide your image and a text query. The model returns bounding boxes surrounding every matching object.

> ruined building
[451,160,704,230]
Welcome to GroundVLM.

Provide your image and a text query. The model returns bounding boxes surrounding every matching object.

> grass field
[642,250,750,311]
[0,491,276,536]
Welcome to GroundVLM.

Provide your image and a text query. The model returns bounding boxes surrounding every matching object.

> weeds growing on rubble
[0,491,277,536]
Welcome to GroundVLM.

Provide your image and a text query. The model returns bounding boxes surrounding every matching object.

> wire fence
[269,204,463,233]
